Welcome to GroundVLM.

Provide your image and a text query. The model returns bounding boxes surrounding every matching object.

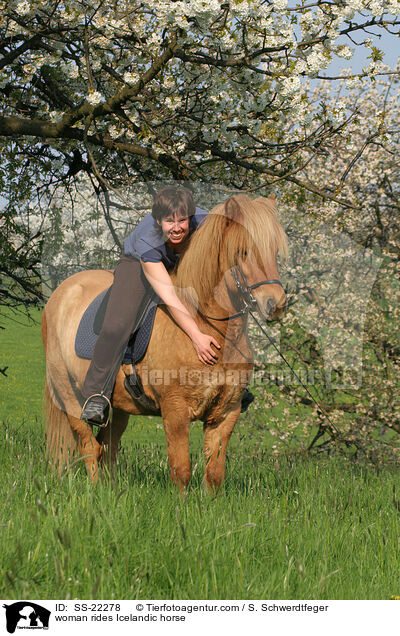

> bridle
[204,263,285,322]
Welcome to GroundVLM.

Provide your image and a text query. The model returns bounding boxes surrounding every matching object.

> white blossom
[230,1,251,17]
[307,50,330,73]
[280,76,302,97]
[123,71,140,85]
[273,0,288,10]
[369,0,385,16]
[174,140,186,152]
[164,96,181,110]
[337,46,353,60]
[49,111,62,122]
[67,64,79,80]
[108,125,121,139]
[15,0,30,15]
[295,59,308,74]
[86,91,104,105]
[91,59,102,72]
[346,0,364,10]
[387,0,400,13]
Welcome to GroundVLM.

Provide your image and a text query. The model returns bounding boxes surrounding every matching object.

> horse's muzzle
[263,294,287,321]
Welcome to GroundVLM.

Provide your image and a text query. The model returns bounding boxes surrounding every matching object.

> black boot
[240,389,255,413]
[80,395,110,427]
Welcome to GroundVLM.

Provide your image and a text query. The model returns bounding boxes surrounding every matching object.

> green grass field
[1,309,400,600]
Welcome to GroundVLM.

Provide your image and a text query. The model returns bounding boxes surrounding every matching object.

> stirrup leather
[123,365,160,414]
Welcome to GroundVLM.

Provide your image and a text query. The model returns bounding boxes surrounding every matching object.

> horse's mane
[175,194,288,308]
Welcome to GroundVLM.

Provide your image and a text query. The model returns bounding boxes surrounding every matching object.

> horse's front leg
[161,398,191,490]
[203,406,241,492]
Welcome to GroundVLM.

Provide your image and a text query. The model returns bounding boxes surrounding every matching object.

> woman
[80,185,222,425]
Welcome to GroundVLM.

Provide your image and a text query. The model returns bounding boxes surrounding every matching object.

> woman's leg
[81,256,149,419]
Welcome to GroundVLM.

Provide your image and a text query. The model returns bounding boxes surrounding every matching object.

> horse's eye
[237,249,247,258]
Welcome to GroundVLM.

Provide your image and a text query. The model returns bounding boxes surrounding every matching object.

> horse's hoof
[240,389,255,413]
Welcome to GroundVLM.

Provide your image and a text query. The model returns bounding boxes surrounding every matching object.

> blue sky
[320,26,400,78]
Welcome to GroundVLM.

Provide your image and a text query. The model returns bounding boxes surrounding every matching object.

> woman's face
[158,214,190,248]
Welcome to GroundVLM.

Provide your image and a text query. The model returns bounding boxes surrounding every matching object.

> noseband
[205,263,285,322]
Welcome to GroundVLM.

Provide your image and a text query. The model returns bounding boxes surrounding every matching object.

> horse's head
[229,254,287,321]
[218,194,288,321]
[175,193,288,321]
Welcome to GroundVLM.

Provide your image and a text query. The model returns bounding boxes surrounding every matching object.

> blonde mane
[175,194,288,308]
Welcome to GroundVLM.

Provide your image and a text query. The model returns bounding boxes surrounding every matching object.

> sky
[320,24,400,78]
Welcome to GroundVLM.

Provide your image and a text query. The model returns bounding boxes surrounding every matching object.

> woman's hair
[151,186,196,223]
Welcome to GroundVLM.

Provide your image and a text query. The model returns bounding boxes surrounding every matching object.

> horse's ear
[268,194,276,202]
[224,197,241,222]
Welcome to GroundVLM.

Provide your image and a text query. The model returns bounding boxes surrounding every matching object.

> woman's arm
[140,260,220,365]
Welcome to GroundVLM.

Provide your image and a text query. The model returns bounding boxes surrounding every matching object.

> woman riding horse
[80,185,253,425]
[43,192,287,488]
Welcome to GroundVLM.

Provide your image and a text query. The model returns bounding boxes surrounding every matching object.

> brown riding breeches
[81,255,151,401]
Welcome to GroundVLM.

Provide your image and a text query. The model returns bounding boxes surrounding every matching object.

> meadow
[1,308,400,600]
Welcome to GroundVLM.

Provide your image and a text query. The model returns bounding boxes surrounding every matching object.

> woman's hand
[191,331,221,365]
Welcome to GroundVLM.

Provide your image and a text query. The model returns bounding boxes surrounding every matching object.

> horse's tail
[44,381,78,471]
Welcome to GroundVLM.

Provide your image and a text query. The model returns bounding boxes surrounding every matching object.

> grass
[1,308,400,600]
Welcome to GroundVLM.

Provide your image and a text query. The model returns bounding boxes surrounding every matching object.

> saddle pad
[75,288,158,364]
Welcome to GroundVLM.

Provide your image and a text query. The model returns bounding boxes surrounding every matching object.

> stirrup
[81,393,111,428]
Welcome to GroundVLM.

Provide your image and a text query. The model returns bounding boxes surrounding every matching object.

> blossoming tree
[1,1,400,450]
[248,75,400,456]
[2,0,399,305]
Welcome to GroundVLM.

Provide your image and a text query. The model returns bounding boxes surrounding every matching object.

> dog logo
[3,602,50,633]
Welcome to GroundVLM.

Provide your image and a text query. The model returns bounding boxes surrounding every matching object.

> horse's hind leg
[45,382,78,470]
[66,414,102,482]
[96,408,129,468]
[203,407,241,492]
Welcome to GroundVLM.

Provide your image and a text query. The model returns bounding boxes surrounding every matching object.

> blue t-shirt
[124,207,207,270]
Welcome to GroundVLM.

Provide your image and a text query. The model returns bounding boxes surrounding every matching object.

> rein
[204,264,341,444]
[248,309,340,442]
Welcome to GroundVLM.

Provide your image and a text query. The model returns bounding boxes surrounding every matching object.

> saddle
[75,287,160,412]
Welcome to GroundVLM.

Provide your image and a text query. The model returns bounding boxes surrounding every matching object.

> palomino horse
[43,194,288,490]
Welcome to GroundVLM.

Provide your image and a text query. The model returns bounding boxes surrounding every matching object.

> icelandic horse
[42,194,288,490]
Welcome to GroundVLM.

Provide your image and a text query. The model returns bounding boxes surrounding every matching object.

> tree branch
[53,31,180,134]
[0,34,41,71]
